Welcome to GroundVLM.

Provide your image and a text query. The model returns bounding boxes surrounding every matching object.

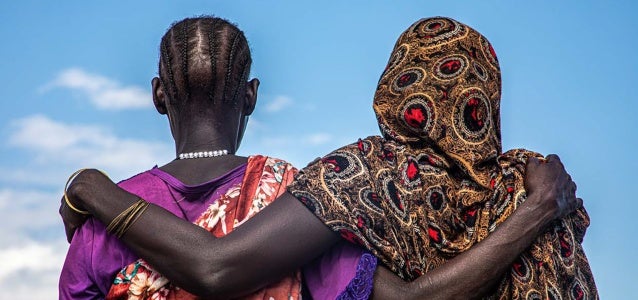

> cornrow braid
[231,47,252,109]
[158,16,251,108]
[160,34,178,103]
[207,18,223,104]
[223,29,241,108]
[179,21,190,102]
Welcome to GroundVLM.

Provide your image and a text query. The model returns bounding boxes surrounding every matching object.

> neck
[173,125,237,158]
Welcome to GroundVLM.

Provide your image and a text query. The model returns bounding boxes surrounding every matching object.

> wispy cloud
[8,115,172,182]
[0,188,60,232]
[304,133,332,145]
[263,95,293,113]
[42,68,151,110]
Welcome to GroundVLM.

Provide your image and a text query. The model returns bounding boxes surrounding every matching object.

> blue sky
[0,1,635,298]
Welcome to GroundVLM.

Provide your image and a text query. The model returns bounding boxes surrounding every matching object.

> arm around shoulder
[67,170,340,298]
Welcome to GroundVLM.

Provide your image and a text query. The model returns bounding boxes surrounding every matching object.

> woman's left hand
[59,195,88,243]
[59,169,112,242]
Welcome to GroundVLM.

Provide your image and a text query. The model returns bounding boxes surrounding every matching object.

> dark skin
[61,77,582,299]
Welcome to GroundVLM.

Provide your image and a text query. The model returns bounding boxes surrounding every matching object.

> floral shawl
[106,155,301,300]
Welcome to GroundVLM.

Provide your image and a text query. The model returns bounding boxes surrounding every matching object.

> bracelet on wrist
[64,168,108,215]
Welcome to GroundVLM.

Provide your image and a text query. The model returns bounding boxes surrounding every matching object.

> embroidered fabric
[336,253,377,300]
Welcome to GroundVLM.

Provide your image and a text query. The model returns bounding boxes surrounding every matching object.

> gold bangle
[107,197,149,238]
[116,201,149,238]
[64,168,109,215]
[106,198,139,233]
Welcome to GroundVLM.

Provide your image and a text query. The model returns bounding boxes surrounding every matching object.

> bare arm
[65,176,339,298]
[62,155,579,299]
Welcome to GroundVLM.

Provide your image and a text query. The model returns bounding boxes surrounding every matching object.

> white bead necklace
[178,149,229,159]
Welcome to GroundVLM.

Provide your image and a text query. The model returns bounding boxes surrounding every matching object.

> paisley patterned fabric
[288,17,597,299]
[106,156,302,300]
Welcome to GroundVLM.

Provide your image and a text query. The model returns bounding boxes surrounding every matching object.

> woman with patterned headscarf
[288,17,597,299]
[61,17,591,299]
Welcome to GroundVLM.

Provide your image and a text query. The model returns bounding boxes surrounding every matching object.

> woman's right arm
[62,155,579,299]
[65,176,341,298]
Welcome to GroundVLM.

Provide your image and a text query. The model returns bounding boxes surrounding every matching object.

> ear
[152,77,168,115]
[244,78,259,116]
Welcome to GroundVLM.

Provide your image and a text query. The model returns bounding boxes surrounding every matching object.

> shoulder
[249,155,297,173]
[115,168,160,191]
[297,136,385,173]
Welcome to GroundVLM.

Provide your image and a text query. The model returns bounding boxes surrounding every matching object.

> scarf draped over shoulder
[106,156,302,300]
[288,17,597,299]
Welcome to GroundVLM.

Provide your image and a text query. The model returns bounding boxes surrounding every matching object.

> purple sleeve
[58,219,101,300]
[59,217,137,299]
[304,242,377,300]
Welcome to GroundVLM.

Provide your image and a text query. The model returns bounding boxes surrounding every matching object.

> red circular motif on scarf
[434,55,467,80]
[453,89,492,143]
[413,17,465,44]
[406,160,419,180]
[359,188,383,214]
[427,224,443,244]
[512,256,532,283]
[400,94,435,136]
[392,68,425,93]
[381,44,408,79]
[472,61,488,82]
[425,187,446,211]
[404,106,427,128]
[570,280,586,300]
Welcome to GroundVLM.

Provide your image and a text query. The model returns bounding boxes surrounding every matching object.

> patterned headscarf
[289,17,597,298]
[374,17,501,188]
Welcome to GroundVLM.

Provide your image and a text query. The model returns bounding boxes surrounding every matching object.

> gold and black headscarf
[289,17,597,299]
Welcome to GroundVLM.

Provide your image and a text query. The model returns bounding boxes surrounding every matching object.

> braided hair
[158,17,252,109]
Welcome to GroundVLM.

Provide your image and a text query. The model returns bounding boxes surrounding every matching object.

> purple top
[304,242,377,300]
[59,163,376,299]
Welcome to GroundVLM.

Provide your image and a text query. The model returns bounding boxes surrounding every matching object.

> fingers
[545,154,561,163]
[59,195,87,243]
[525,156,541,175]
[65,225,75,243]
[558,188,582,218]
[59,196,65,216]
[576,197,583,209]
[546,154,566,171]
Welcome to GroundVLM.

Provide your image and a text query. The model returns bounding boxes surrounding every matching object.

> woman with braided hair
[59,16,308,299]
[61,17,591,299]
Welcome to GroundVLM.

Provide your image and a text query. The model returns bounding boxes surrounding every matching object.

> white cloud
[43,68,151,110]
[0,113,174,299]
[9,115,109,151]
[304,133,332,145]
[0,240,67,300]
[0,188,60,230]
[263,95,293,113]
[0,187,69,299]
[0,242,66,280]
[7,115,172,184]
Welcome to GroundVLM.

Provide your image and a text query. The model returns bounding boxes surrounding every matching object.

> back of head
[158,16,251,110]
[373,17,503,187]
